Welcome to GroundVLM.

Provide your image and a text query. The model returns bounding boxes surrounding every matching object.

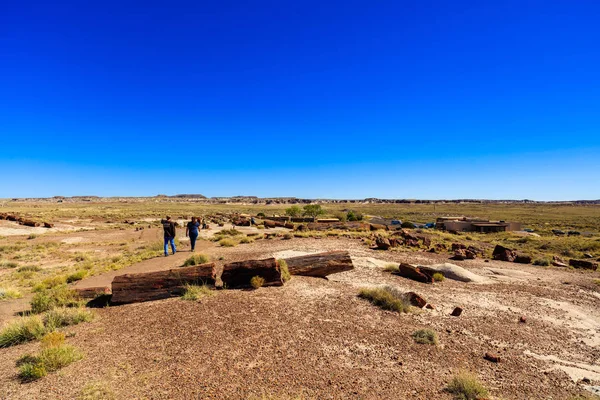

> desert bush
[219,238,237,247]
[285,206,302,218]
[43,307,94,330]
[446,372,489,400]
[257,212,266,218]
[401,221,416,229]
[432,272,445,282]
[183,254,210,266]
[239,236,254,244]
[334,212,347,222]
[17,265,41,273]
[533,258,550,266]
[181,284,213,301]
[218,228,242,236]
[18,331,83,382]
[412,329,438,345]
[250,276,265,289]
[66,269,87,283]
[278,259,291,282]
[31,285,83,314]
[282,233,293,240]
[0,315,46,347]
[383,263,399,272]
[358,286,410,313]
[347,210,363,221]
[34,275,68,291]
[303,204,324,219]
[0,261,18,269]
[0,287,23,300]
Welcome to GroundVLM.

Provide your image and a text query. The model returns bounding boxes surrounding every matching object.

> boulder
[418,263,488,283]
[419,236,431,247]
[405,292,427,308]
[451,249,466,260]
[394,263,433,283]
[465,250,477,260]
[451,307,463,316]
[375,237,391,250]
[492,245,517,262]
[569,259,598,270]
[405,238,420,247]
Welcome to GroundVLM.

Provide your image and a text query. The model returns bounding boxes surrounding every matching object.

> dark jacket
[161,219,176,238]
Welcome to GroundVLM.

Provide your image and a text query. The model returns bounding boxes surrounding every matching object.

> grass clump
[43,307,94,330]
[383,263,399,272]
[183,254,210,266]
[66,269,87,283]
[250,276,265,289]
[432,272,445,282]
[0,261,18,269]
[79,381,115,400]
[17,265,41,273]
[0,287,23,300]
[533,258,550,266]
[219,238,237,247]
[31,285,83,314]
[278,259,291,282]
[412,329,439,345]
[218,228,242,236]
[18,331,83,382]
[27,234,38,240]
[446,372,489,400]
[181,284,213,301]
[282,233,293,240]
[0,315,46,348]
[358,286,410,313]
[239,236,254,244]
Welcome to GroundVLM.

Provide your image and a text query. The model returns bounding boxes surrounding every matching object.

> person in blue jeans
[186,216,200,252]
[161,216,176,256]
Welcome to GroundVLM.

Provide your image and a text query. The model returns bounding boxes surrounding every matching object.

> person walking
[161,216,176,256]
[186,217,200,252]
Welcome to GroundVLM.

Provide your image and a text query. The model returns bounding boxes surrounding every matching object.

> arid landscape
[0,198,599,399]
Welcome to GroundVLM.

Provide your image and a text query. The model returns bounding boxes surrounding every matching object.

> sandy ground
[1,227,600,399]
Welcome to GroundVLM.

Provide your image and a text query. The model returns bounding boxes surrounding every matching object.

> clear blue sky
[1,1,599,200]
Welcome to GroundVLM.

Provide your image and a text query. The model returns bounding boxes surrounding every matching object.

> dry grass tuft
[358,286,411,313]
[250,276,265,289]
[432,272,445,282]
[181,284,214,301]
[182,254,210,266]
[0,315,46,348]
[278,259,291,282]
[0,287,23,300]
[219,238,237,247]
[446,372,489,400]
[412,329,439,345]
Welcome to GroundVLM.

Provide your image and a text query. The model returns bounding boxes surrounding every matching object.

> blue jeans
[189,233,198,251]
[164,236,176,255]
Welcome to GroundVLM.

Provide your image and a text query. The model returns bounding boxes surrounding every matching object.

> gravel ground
[1,236,599,399]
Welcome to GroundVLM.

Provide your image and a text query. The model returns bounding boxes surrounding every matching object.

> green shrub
[0,287,23,300]
[18,331,83,382]
[250,276,265,289]
[183,254,210,267]
[181,284,213,301]
[383,263,399,272]
[18,360,47,381]
[334,212,347,222]
[219,238,236,247]
[401,221,416,229]
[43,307,94,330]
[17,265,41,273]
[432,272,445,282]
[66,269,87,283]
[358,286,410,313]
[31,285,83,314]
[412,329,439,345]
[239,236,254,244]
[533,258,550,266]
[0,315,46,347]
[446,372,489,400]
[285,206,302,217]
[347,210,363,221]
[278,259,291,282]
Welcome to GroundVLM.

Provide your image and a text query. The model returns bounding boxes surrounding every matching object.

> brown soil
[1,233,599,399]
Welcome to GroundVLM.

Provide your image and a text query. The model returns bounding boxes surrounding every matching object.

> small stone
[425,304,435,310]
[451,307,463,317]
[484,352,500,363]
[519,316,527,323]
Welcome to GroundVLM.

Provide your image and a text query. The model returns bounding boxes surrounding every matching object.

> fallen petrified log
[393,263,433,283]
[305,222,369,232]
[20,219,40,227]
[220,258,283,288]
[569,259,598,270]
[111,263,216,304]
[492,245,516,262]
[264,219,285,228]
[369,223,388,231]
[284,251,353,278]
[43,222,54,228]
[74,286,111,299]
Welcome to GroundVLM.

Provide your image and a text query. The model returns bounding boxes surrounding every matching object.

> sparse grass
[18,331,83,382]
[383,263,399,272]
[250,276,265,289]
[43,307,94,330]
[0,315,46,348]
[594,279,600,286]
[412,329,439,345]
[432,272,445,282]
[219,238,237,247]
[0,287,23,300]
[217,228,243,236]
[79,381,115,400]
[182,254,210,266]
[533,258,551,266]
[239,236,254,244]
[0,261,18,269]
[358,286,411,313]
[278,259,291,282]
[27,234,38,240]
[66,269,87,283]
[282,233,293,240]
[446,372,489,400]
[181,284,213,301]
[31,285,84,314]
[17,265,41,273]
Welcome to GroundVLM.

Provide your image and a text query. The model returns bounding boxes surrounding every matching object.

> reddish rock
[74,286,111,299]
[451,249,467,260]
[425,304,435,310]
[465,250,477,259]
[405,292,427,308]
[451,307,463,316]
[519,316,527,323]
[369,223,387,231]
[388,238,402,247]
[569,259,598,270]
[375,236,391,250]
[394,263,434,283]
[484,352,500,363]
[419,236,431,247]
[405,238,420,247]
[452,243,466,251]
[492,245,517,262]
[435,243,447,251]
[428,247,437,253]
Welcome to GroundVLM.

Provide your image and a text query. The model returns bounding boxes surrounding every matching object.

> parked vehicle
[391,220,402,225]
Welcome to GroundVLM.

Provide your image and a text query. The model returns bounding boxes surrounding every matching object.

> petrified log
[74,286,111,299]
[492,245,516,262]
[393,263,433,283]
[284,251,354,278]
[111,263,216,304]
[264,220,285,228]
[220,258,283,288]
[43,222,54,228]
[284,222,294,229]
[21,219,40,227]
[369,223,387,231]
[233,219,250,226]
[6,215,18,221]
[569,259,598,270]
[514,254,532,264]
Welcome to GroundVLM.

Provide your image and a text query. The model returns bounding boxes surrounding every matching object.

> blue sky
[1,1,599,200]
